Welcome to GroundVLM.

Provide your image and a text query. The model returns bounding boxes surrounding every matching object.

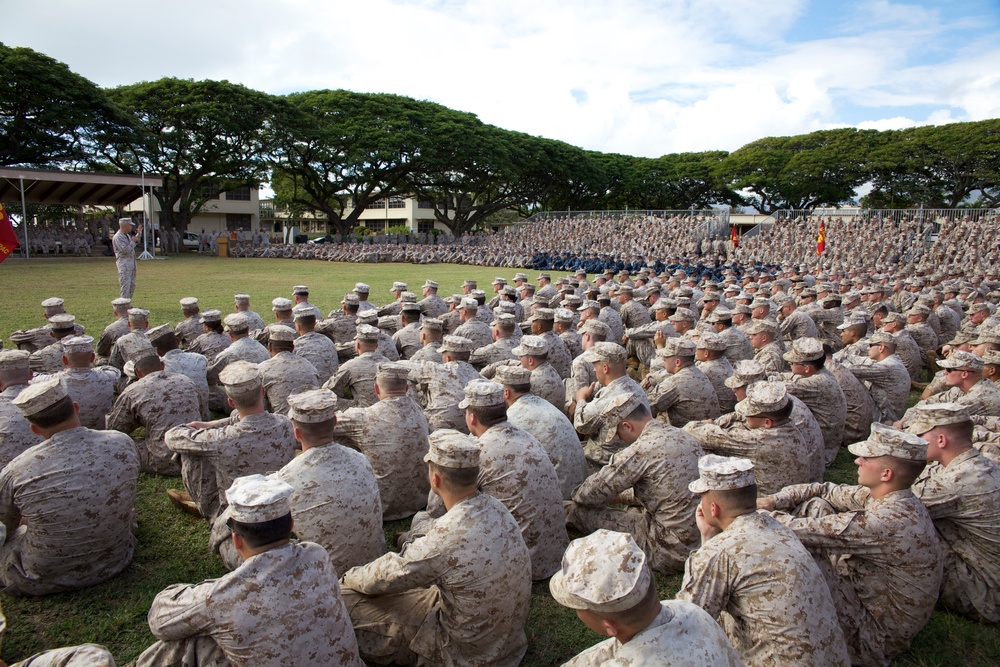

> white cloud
[2,0,998,159]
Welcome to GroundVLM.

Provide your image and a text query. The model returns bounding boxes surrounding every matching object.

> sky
[4,0,1000,159]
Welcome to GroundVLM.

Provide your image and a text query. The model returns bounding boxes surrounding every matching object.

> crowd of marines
[2,246,1000,665]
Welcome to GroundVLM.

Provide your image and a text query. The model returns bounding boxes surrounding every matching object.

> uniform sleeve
[676,545,731,620]
[163,423,229,456]
[573,397,602,435]
[572,446,644,507]
[683,422,758,459]
[648,379,679,416]
[770,482,867,511]
[0,467,22,534]
[341,533,447,595]
[106,389,139,434]
[330,408,368,449]
[562,638,617,666]
[911,472,961,519]
[146,582,216,641]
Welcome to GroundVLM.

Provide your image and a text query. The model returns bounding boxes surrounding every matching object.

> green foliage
[0,42,131,168]
[386,224,411,235]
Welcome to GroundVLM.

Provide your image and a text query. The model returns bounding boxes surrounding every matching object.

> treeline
[2,42,998,237]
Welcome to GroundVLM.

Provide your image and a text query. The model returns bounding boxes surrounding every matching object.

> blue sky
[3,0,999,158]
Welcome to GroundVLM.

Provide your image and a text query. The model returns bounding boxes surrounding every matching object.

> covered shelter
[0,166,162,258]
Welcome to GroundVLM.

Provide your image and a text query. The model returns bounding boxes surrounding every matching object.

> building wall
[127,188,261,234]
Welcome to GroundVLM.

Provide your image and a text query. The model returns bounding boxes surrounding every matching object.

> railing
[522,209,731,240]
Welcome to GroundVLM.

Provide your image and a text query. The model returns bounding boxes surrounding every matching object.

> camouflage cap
[391,281,408,292]
[668,307,697,323]
[579,319,611,338]
[598,391,644,426]
[226,474,293,523]
[420,317,443,332]
[355,324,381,341]
[972,329,1000,346]
[696,331,726,351]
[12,377,68,416]
[513,272,528,282]
[458,379,505,409]
[127,308,150,321]
[735,381,789,417]
[983,349,1000,366]
[581,299,602,310]
[61,335,94,354]
[218,360,261,393]
[660,337,697,358]
[423,279,439,289]
[745,319,778,335]
[287,387,338,423]
[179,297,199,308]
[529,307,555,322]
[376,362,412,382]
[233,293,251,304]
[491,277,507,285]
[268,324,297,342]
[783,337,825,364]
[0,349,31,372]
[200,309,222,324]
[883,312,907,324]
[724,359,766,389]
[400,292,418,303]
[493,312,516,326]
[340,294,360,306]
[401,301,422,313]
[440,335,475,353]
[905,402,973,436]
[112,297,132,307]
[706,307,733,323]
[292,285,310,295]
[938,350,984,372]
[461,279,477,289]
[848,422,928,462]
[458,297,478,311]
[512,335,550,357]
[581,341,626,365]
[353,282,370,294]
[48,314,76,330]
[688,454,756,494]
[868,331,897,347]
[732,304,752,315]
[145,323,173,343]
[424,428,480,469]
[494,364,532,387]
[549,529,652,613]
[271,297,294,311]
[837,317,867,330]
[224,313,250,332]
[121,335,157,364]
[40,297,65,309]
[554,308,575,323]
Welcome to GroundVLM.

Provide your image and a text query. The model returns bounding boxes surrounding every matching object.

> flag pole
[19,176,29,259]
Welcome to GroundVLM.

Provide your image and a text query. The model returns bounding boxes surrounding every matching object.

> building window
[363,220,385,232]
[387,196,405,209]
[197,182,220,200]
[418,220,436,234]
[366,199,386,210]
[418,200,435,209]
[227,187,251,201]
[226,214,251,231]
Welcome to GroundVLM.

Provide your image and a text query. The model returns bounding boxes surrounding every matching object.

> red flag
[730,224,739,249]
[0,203,19,263]
[816,220,826,255]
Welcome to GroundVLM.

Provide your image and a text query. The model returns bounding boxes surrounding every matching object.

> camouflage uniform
[0,399,41,470]
[826,358,876,444]
[392,322,423,360]
[540,330,574,379]
[567,419,703,574]
[293,331,339,382]
[753,340,785,375]
[696,356,737,414]
[0,426,139,595]
[137,542,363,667]
[506,393,588,500]
[718,326,755,364]
[403,360,483,433]
[342,491,531,667]
[107,370,205,475]
[575,375,650,465]
[258,352,320,415]
[165,412,296,523]
[452,318,493,350]
[841,353,910,423]
[173,315,203,349]
[161,348,210,419]
[331,394,431,520]
[324,350,387,409]
[469,337,517,369]
[96,316,130,360]
[27,341,65,375]
[646,366,721,427]
[9,644,116,666]
[910,379,1000,419]
[780,369,847,463]
[188,330,232,362]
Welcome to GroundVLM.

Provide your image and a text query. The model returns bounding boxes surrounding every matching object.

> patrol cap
[376,362,412,382]
[355,324,381,341]
[179,297,199,308]
[440,335,475,353]
[513,272,528,282]
[512,335,550,357]
[618,285,634,295]
[668,307,697,323]
[732,304,752,315]
[688,454,756,494]
[458,380,505,409]
[200,309,222,324]
[883,312,907,324]
[783,337,825,364]
[531,294,550,306]
[907,304,931,316]
[848,423,928,461]
[947,330,976,346]
[837,317,867,330]
[401,301,422,313]
[579,319,611,338]
[224,313,250,332]
[218,360,261,393]
[905,402,973,436]
[423,429,480,469]
[292,304,316,319]
[0,349,31,371]
[938,350,984,372]
[537,272,551,280]
[493,312,516,326]
[272,297,294,311]
[400,292,418,303]
[598,391,644,425]
[128,308,150,321]
[48,314,76,331]
[268,324,297,342]
[112,297,132,307]
[61,335,94,354]
[226,474,293,523]
[581,299,602,311]
[549,530,652,613]
[420,317,443,332]
[706,307,733,323]
[529,307,555,322]
[12,377,69,417]
[423,279,439,289]
[745,319,778,335]
[354,282,370,294]
[554,308,575,323]
[40,297,65,309]
[287,387,338,423]
[696,331,726,351]
[459,297,478,311]
[234,293,251,304]
[660,337,696,358]
[983,349,1000,366]
[494,364,532,386]
[972,329,1000,346]
[292,285,310,295]
[341,294,360,306]
[581,341,626,365]
[735,381,789,417]
[120,335,156,363]
[462,279,477,289]
[650,299,672,312]
[391,281,408,292]
[491,277,507,286]
[145,323,173,343]
[868,332,897,347]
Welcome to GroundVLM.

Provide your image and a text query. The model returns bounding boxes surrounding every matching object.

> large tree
[719,128,874,212]
[272,90,451,241]
[619,152,744,210]
[99,78,284,232]
[0,42,131,168]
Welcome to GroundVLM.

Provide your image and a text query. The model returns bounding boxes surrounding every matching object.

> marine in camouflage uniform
[257,325,320,415]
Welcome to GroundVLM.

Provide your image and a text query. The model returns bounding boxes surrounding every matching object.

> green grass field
[0,254,998,665]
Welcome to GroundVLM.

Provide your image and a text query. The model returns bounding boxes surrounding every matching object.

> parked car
[183,232,199,249]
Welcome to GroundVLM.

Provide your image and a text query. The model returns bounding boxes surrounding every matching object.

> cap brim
[548,570,586,610]
[457,398,471,410]
[847,440,880,457]
[688,478,710,494]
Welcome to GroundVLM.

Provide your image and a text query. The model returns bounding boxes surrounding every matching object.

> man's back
[258,352,320,415]
[57,366,119,430]
[506,393,588,500]
[0,426,140,595]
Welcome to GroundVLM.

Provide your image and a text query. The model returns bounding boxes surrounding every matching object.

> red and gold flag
[816,220,826,255]
[0,203,19,263]
[730,224,739,248]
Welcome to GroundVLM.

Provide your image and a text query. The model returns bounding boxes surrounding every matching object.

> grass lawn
[1,254,999,665]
